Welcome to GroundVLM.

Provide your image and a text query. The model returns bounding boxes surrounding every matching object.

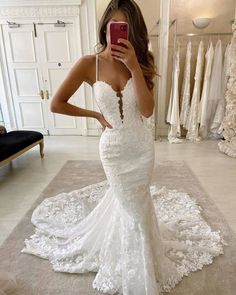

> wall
[171,0,235,34]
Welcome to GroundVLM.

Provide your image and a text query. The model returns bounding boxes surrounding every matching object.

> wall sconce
[192,18,211,29]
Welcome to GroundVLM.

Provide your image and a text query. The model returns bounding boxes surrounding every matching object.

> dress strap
[96,54,99,82]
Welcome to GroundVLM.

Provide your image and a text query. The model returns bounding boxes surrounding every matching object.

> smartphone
[110,21,129,49]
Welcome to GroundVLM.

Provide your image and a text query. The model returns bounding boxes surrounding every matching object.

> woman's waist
[105,116,145,130]
[102,110,145,127]
[104,121,145,132]
[101,122,154,144]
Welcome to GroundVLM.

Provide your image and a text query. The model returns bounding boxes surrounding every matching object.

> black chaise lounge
[0,125,44,167]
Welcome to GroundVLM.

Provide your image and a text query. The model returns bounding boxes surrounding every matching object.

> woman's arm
[50,56,99,119]
[50,55,113,130]
[111,39,154,118]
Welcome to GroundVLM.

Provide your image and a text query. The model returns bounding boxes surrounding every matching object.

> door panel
[2,24,48,133]
[9,30,36,62]
[19,102,45,129]
[44,30,72,62]
[37,23,81,135]
[14,68,40,96]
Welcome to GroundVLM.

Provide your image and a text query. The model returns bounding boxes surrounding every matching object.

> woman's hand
[96,113,113,131]
[110,39,139,73]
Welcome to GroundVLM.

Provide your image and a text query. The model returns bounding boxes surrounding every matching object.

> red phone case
[110,22,129,48]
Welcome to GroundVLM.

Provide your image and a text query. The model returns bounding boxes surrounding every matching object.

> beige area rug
[0,160,236,295]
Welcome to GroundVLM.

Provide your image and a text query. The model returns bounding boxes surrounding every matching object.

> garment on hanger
[186,41,204,141]
[210,42,231,138]
[180,41,191,129]
[204,39,222,138]
[166,43,183,143]
[198,41,214,139]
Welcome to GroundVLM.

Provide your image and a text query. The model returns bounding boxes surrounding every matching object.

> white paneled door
[3,21,82,135]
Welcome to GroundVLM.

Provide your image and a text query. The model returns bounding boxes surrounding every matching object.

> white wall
[171,0,235,34]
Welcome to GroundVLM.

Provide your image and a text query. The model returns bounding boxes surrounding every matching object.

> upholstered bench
[0,125,44,167]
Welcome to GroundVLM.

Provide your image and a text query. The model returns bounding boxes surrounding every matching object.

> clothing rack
[176,32,232,37]
[171,18,233,57]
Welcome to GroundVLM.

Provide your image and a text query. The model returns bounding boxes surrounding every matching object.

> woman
[21,1,227,294]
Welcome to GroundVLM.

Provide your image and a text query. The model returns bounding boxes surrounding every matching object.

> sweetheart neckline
[92,77,132,93]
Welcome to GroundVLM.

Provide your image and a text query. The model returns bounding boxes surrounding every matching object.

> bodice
[92,78,145,130]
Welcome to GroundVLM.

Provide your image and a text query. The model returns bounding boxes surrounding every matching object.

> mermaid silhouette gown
[21,54,227,295]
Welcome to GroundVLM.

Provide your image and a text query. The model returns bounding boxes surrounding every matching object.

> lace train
[21,180,228,294]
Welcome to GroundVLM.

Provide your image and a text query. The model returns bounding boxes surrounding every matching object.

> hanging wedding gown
[180,41,191,129]
[21,53,227,295]
[198,42,214,139]
[186,41,204,141]
[205,39,223,138]
[166,43,183,143]
[210,42,231,138]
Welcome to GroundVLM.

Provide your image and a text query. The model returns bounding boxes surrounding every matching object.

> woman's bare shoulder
[72,54,97,85]
[78,54,96,65]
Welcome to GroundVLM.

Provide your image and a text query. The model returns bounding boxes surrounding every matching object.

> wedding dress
[186,41,204,141]
[198,42,214,139]
[180,41,191,129]
[210,42,231,138]
[206,40,223,138]
[166,43,183,143]
[21,53,227,295]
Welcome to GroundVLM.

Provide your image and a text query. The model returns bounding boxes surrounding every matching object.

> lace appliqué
[21,180,228,294]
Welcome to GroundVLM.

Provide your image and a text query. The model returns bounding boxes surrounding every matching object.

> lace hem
[21,180,228,294]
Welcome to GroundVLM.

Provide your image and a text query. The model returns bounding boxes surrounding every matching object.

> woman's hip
[99,126,154,162]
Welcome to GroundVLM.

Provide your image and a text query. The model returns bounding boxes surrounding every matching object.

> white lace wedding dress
[186,41,204,141]
[198,42,214,139]
[166,43,182,143]
[180,41,191,129]
[21,53,228,295]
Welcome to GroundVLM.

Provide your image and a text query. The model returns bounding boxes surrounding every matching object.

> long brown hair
[96,0,157,90]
